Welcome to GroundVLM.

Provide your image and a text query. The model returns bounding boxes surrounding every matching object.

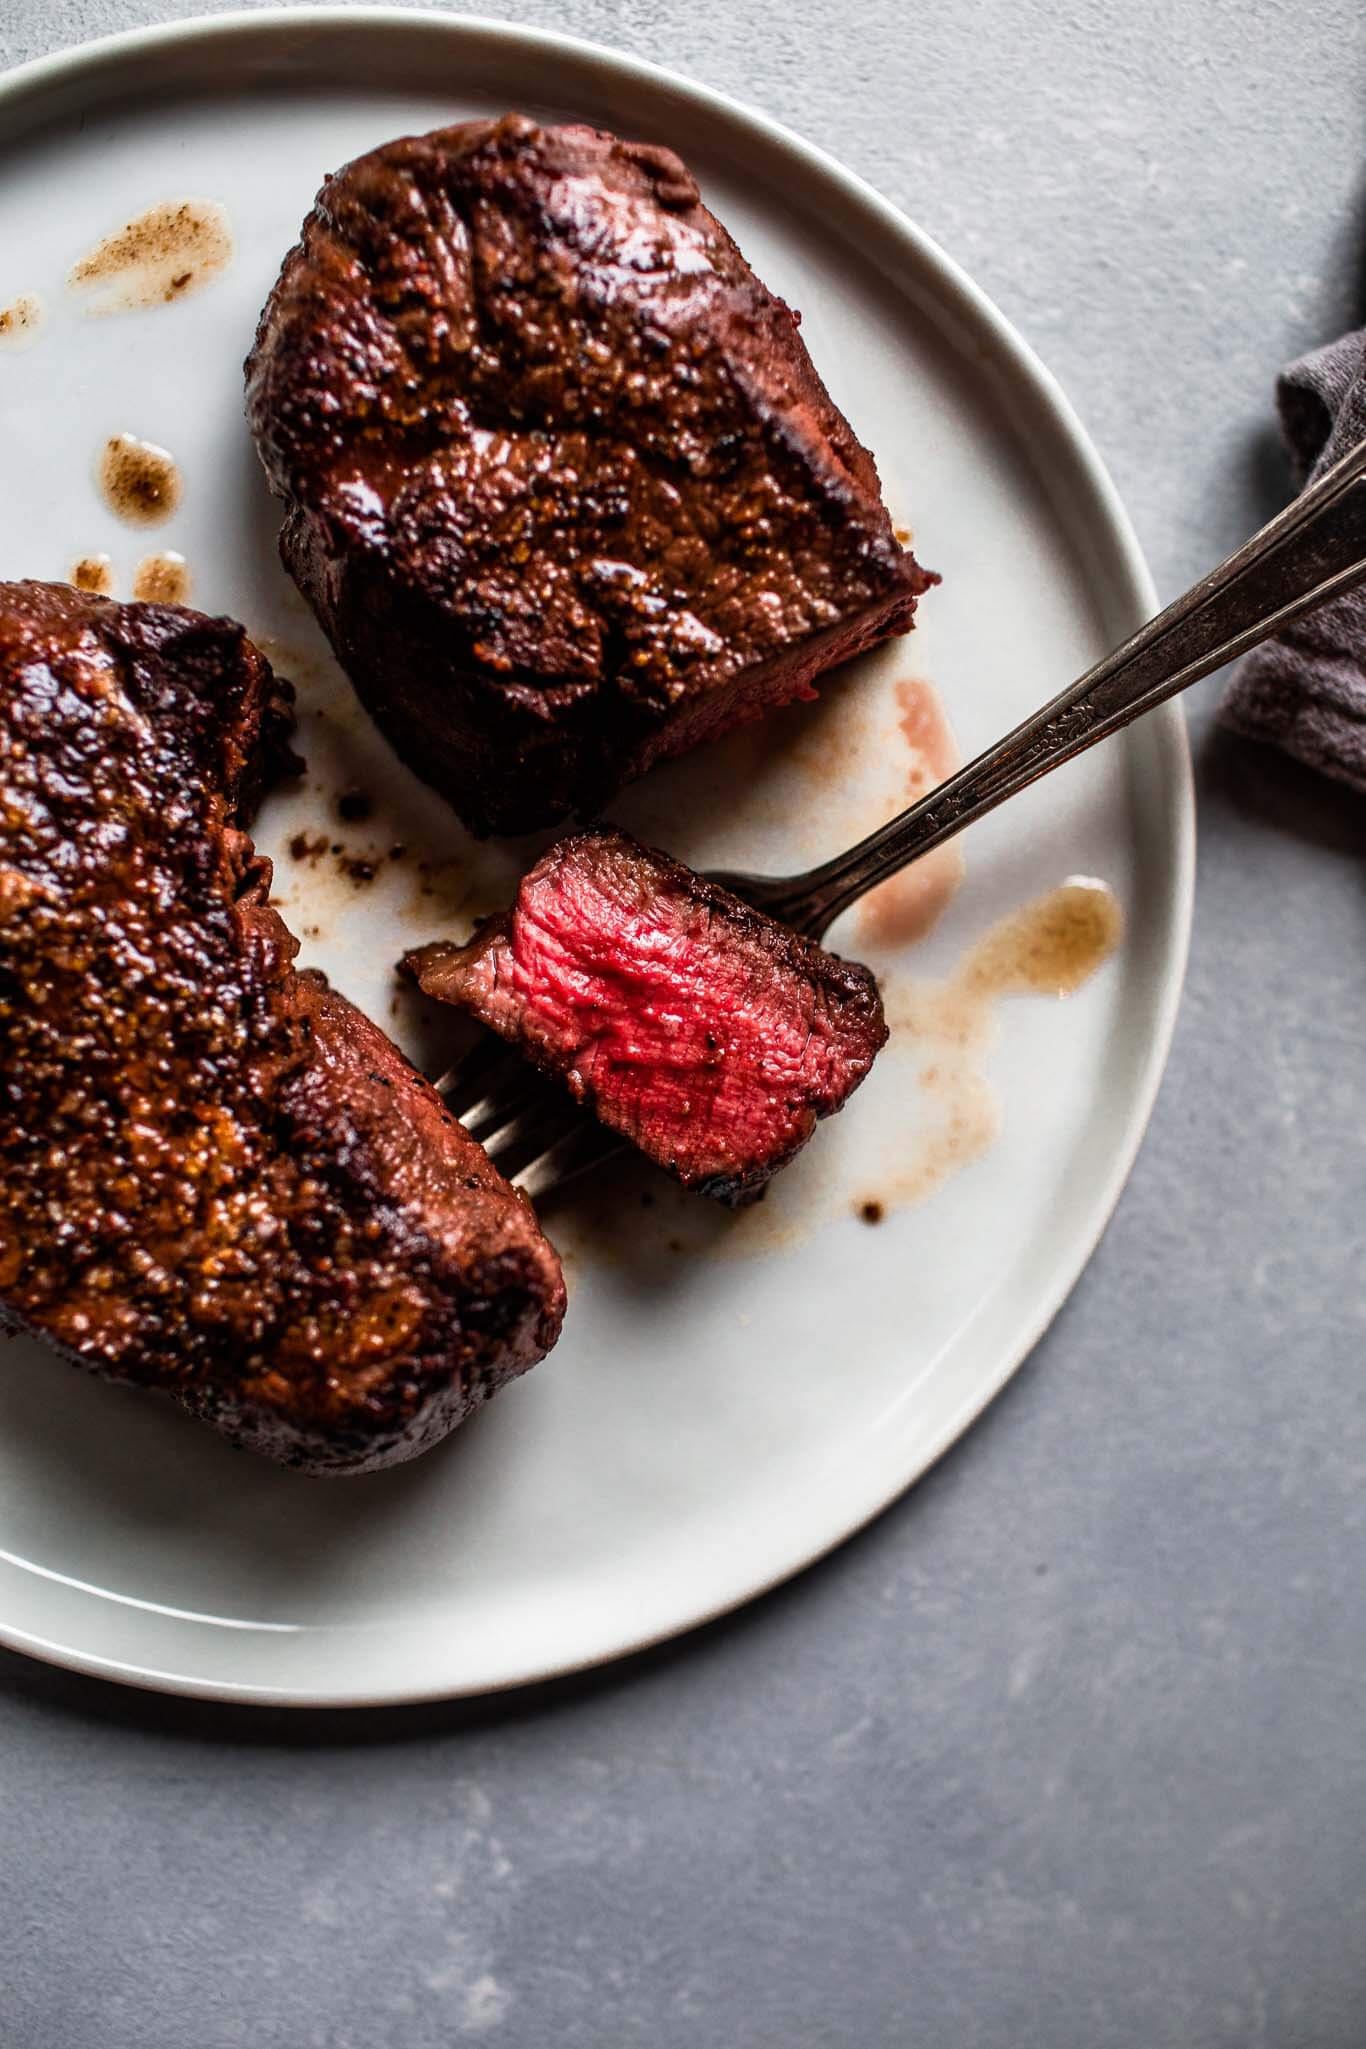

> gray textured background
[2,2,1364,2044]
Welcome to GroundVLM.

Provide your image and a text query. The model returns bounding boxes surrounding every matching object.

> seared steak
[0,581,564,1473]
[246,114,934,838]
[404,827,887,1204]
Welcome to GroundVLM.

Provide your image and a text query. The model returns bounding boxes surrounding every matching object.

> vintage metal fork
[439,433,1366,1201]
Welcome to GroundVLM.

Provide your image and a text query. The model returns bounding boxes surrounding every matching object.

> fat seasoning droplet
[335,787,372,823]
[97,434,181,526]
[132,551,191,604]
[876,879,1124,1221]
[68,199,233,314]
[0,291,44,350]
[70,554,116,596]
[959,878,1124,1001]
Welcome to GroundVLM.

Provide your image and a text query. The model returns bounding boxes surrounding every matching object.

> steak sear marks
[0,580,564,1472]
[246,114,935,837]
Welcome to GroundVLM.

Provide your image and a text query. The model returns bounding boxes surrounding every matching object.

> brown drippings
[889,882,1124,1053]
[951,879,1124,1011]
[857,1199,884,1225]
[878,880,1124,1209]
[98,435,181,526]
[69,555,115,597]
[288,832,329,863]
[858,678,966,948]
[0,291,44,349]
[982,884,1120,995]
[281,832,386,890]
[68,199,232,314]
[132,551,190,604]
[336,787,372,823]
[884,1068,1001,1210]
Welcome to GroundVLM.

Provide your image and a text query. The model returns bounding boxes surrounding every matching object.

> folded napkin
[1220,325,1366,791]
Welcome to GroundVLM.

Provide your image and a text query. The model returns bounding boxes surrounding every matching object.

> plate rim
[0,4,1194,1708]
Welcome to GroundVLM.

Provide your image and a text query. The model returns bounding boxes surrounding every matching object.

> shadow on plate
[0,1331,525,1599]
[0,1295,1044,1753]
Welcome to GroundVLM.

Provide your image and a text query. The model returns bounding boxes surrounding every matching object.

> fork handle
[751,433,1366,938]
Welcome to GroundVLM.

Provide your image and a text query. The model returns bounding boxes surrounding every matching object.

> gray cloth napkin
[1220,326,1366,790]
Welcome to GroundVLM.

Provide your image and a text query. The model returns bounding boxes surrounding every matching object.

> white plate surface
[0,8,1192,1704]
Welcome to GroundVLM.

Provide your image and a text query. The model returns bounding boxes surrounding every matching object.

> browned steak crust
[0,581,564,1473]
[245,114,935,837]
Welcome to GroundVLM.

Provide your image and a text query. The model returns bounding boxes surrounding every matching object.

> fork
[438,433,1366,1201]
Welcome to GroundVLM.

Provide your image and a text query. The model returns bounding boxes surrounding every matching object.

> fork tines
[435,1032,623,1197]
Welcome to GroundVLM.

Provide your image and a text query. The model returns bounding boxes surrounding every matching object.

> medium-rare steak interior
[246,114,934,838]
[0,581,564,1473]
[404,827,888,1204]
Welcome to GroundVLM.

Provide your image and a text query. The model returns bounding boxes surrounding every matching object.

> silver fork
[439,433,1366,1202]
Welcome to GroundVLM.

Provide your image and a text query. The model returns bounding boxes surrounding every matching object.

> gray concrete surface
[1,1,1364,2044]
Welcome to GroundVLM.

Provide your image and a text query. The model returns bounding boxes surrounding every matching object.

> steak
[245,114,935,838]
[403,827,887,1204]
[0,580,565,1473]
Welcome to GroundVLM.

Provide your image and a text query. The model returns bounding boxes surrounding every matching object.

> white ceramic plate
[0,8,1191,1704]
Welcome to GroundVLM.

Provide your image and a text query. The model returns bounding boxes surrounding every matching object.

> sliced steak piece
[0,580,564,1473]
[245,114,935,838]
[403,827,887,1204]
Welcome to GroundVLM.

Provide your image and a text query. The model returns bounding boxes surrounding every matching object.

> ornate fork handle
[722,434,1366,939]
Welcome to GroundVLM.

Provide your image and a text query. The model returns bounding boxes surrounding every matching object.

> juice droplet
[878,879,1124,1216]
[132,551,191,604]
[69,199,232,314]
[858,677,966,949]
[960,878,1124,1001]
[69,555,116,597]
[97,434,181,526]
[0,291,44,350]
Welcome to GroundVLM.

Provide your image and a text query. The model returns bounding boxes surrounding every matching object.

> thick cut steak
[0,581,564,1473]
[404,827,887,1204]
[246,114,935,837]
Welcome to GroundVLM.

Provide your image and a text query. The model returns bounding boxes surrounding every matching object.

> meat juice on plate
[0,291,44,349]
[69,553,115,596]
[23,144,1121,1280]
[96,432,182,526]
[132,551,191,604]
[67,198,233,315]
[243,613,1124,1267]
